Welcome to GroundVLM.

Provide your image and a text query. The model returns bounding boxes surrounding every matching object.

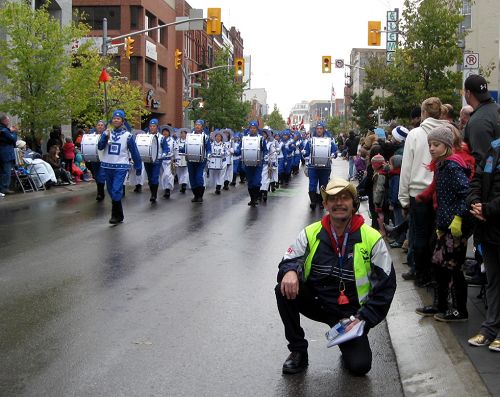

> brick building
[73,0,244,128]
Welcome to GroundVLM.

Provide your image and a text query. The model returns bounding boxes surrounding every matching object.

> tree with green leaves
[190,48,250,130]
[350,89,377,132]
[0,2,147,141]
[325,115,344,137]
[267,104,287,130]
[364,0,465,120]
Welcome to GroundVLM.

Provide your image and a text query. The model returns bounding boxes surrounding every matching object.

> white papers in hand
[326,321,365,348]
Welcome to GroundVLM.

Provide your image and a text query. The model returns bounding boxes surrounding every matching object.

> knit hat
[427,125,454,148]
[390,154,403,169]
[391,126,409,142]
[112,109,126,120]
[371,154,385,170]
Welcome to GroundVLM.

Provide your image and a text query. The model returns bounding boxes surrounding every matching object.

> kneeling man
[275,178,396,375]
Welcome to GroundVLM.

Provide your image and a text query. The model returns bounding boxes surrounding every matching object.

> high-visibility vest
[304,221,381,305]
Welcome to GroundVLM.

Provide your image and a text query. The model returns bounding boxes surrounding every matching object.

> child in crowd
[416,125,471,322]
[73,148,88,182]
[62,136,75,173]
[387,154,406,248]
[354,148,367,183]
[371,153,389,237]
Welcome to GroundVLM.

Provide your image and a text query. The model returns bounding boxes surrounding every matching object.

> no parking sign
[464,53,479,69]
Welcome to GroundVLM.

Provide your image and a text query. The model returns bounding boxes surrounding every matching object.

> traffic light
[368,21,382,46]
[322,56,331,73]
[175,49,182,70]
[235,57,245,78]
[206,8,222,35]
[124,37,134,59]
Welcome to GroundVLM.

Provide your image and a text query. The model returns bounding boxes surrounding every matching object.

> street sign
[335,59,344,68]
[386,8,399,64]
[463,53,479,69]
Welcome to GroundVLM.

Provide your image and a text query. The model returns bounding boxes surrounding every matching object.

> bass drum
[241,136,262,166]
[136,133,159,163]
[185,133,205,162]
[81,134,101,162]
[310,137,332,167]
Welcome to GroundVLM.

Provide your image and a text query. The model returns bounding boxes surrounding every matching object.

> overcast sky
[187,0,406,116]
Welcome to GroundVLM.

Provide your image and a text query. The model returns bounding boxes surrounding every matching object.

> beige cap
[320,177,358,202]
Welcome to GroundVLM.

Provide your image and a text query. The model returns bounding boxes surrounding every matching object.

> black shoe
[415,305,441,317]
[133,184,142,193]
[415,278,433,288]
[465,273,487,286]
[282,352,308,374]
[434,309,468,322]
[180,184,186,194]
[215,185,221,195]
[223,181,229,190]
[402,271,416,281]
[163,189,170,199]
[262,191,268,202]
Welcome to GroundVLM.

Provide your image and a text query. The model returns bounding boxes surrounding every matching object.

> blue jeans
[348,156,355,179]
[0,160,13,192]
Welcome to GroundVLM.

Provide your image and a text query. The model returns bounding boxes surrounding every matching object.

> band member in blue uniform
[282,130,295,185]
[303,122,338,210]
[260,129,275,201]
[87,120,107,201]
[275,131,285,187]
[187,119,211,203]
[223,129,233,190]
[143,119,162,203]
[175,129,189,193]
[208,130,228,195]
[98,109,142,224]
[159,126,175,199]
[292,132,302,175]
[242,121,268,206]
[230,132,242,186]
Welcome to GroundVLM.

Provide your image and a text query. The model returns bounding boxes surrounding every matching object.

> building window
[74,6,120,30]
[158,66,167,89]
[159,20,167,46]
[145,12,156,40]
[462,0,471,29]
[130,6,141,29]
[130,57,139,81]
[145,60,155,85]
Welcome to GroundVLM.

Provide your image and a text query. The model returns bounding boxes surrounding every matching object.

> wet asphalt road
[0,159,403,396]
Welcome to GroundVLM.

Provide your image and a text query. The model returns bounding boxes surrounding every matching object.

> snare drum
[81,134,100,162]
[185,133,205,162]
[208,156,224,170]
[136,133,159,163]
[310,137,332,167]
[241,136,262,166]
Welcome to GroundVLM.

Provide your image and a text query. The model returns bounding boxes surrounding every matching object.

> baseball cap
[464,74,491,102]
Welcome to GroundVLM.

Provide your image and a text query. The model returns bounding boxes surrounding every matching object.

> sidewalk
[0,180,95,208]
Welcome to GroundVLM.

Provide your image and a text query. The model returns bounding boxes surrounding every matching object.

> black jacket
[345,134,360,156]
[467,138,500,245]
[464,101,500,164]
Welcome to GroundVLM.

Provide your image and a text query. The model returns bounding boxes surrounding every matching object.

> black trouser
[409,197,434,281]
[435,266,468,314]
[275,283,372,375]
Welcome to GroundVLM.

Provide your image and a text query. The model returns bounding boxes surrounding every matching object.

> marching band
[80,112,340,223]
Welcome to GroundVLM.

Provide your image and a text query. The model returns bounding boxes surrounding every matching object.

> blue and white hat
[195,119,205,126]
[112,109,126,120]
[149,118,159,125]
[391,126,409,143]
[248,120,259,128]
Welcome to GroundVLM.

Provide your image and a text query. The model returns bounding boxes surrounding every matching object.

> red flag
[98,68,112,83]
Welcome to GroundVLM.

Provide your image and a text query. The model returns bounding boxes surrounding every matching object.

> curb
[386,247,490,397]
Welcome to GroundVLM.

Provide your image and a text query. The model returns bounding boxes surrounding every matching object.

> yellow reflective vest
[303,221,381,305]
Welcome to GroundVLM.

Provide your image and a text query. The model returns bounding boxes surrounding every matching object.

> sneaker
[390,241,403,248]
[415,305,440,317]
[468,333,493,347]
[402,271,416,281]
[0,192,5,197]
[488,339,500,352]
[465,273,487,286]
[434,309,468,322]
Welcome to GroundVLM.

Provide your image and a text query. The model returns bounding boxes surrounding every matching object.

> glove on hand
[449,216,462,238]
